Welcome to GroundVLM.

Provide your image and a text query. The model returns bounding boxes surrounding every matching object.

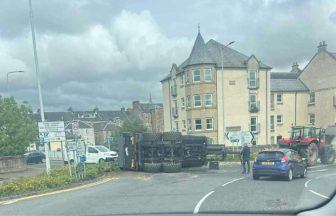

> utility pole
[6,70,24,96]
[221,41,235,144]
[29,0,50,174]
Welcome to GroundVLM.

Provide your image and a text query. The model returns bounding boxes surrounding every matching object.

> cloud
[0,0,335,111]
[0,7,192,111]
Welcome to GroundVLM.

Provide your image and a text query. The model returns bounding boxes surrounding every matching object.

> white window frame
[186,96,191,108]
[193,70,201,83]
[248,70,257,88]
[276,94,283,104]
[250,116,258,133]
[249,94,257,109]
[308,113,315,124]
[276,115,283,125]
[187,119,192,131]
[194,119,202,131]
[206,118,213,130]
[204,69,212,82]
[309,92,315,104]
[194,95,201,107]
[270,115,275,131]
[205,94,213,107]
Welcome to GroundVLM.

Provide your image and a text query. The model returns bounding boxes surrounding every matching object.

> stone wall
[0,155,26,173]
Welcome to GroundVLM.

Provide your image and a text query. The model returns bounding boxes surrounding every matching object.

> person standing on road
[240,143,251,174]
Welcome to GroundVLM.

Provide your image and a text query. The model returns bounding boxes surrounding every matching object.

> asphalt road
[0,162,335,215]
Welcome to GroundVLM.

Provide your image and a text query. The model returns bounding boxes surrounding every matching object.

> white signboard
[38,121,66,142]
[66,141,77,151]
[226,131,254,145]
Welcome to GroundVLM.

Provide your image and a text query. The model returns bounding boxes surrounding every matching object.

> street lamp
[221,41,235,144]
[29,0,51,174]
[6,70,25,96]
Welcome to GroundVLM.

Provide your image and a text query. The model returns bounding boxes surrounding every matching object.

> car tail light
[281,155,289,163]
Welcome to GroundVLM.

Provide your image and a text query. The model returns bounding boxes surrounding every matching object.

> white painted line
[304,179,312,188]
[310,169,328,173]
[309,190,329,199]
[193,191,214,214]
[222,177,245,187]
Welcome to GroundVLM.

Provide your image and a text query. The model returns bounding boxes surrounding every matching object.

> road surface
[0,162,335,215]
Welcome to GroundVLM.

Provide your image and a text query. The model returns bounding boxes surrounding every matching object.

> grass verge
[0,162,119,198]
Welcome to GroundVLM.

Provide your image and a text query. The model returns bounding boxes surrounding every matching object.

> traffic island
[0,162,119,200]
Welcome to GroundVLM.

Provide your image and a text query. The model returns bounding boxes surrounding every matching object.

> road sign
[72,121,79,135]
[241,132,254,144]
[38,121,65,133]
[66,141,77,151]
[226,131,254,144]
[38,121,66,142]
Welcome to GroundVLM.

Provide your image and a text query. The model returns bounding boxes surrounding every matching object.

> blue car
[252,149,307,181]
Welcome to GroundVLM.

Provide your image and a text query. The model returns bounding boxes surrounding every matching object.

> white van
[64,145,118,164]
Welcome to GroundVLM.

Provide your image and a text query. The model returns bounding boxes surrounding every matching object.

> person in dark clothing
[240,143,251,174]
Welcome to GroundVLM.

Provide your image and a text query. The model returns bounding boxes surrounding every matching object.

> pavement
[0,160,64,184]
[0,162,335,215]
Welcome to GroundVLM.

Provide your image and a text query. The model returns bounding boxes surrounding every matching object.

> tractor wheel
[143,133,162,142]
[162,162,182,173]
[305,143,318,166]
[321,148,335,164]
[143,163,162,173]
[162,132,182,141]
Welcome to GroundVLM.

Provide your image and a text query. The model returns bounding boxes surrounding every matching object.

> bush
[0,162,119,197]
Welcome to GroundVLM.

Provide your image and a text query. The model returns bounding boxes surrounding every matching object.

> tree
[67,107,73,112]
[93,106,99,113]
[119,119,148,133]
[0,97,37,156]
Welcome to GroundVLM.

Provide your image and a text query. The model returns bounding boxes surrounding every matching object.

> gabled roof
[93,121,120,132]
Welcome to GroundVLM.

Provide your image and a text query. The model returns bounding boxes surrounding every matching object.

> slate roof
[34,110,128,122]
[93,121,121,132]
[139,103,163,113]
[271,78,309,92]
[271,72,299,79]
[161,32,271,82]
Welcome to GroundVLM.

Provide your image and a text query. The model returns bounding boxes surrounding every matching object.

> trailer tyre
[162,132,182,141]
[143,133,162,142]
[143,163,162,173]
[162,162,182,173]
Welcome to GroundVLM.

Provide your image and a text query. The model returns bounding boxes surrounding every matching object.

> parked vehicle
[24,151,46,164]
[252,149,307,181]
[278,125,336,166]
[64,145,118,164]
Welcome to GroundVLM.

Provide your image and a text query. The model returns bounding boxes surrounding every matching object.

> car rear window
[257,151,284,160]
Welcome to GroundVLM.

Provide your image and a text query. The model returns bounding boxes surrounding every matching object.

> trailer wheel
[305,143,318,166]
[162,132,182,141]
[321,148,335,164]
[143,163,162,173]
[162,162,182,173]
[143,133,162,142]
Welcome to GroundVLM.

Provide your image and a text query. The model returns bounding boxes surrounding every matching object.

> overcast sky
[0,0,335,112]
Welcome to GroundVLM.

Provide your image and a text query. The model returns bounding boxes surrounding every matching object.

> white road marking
[221,177,245,187]
[304,179,312,188]
[193,177,245,214]
[309,190,329,199]
[309,169,328,173]
[193,191,214,214]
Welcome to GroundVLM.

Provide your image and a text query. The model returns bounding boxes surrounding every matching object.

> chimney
[291,62,300,73]
[318,41,327,52]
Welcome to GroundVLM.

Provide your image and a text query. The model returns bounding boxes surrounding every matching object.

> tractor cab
[289,126,322,143]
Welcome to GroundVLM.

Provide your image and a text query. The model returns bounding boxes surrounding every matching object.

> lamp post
[6,70,25,96]
[221,41,235,144]
[29,0,50,174]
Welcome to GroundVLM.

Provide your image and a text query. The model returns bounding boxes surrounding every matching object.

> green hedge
[0,162,119,197]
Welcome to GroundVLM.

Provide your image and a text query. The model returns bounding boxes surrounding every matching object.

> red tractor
[278,125,335,166]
